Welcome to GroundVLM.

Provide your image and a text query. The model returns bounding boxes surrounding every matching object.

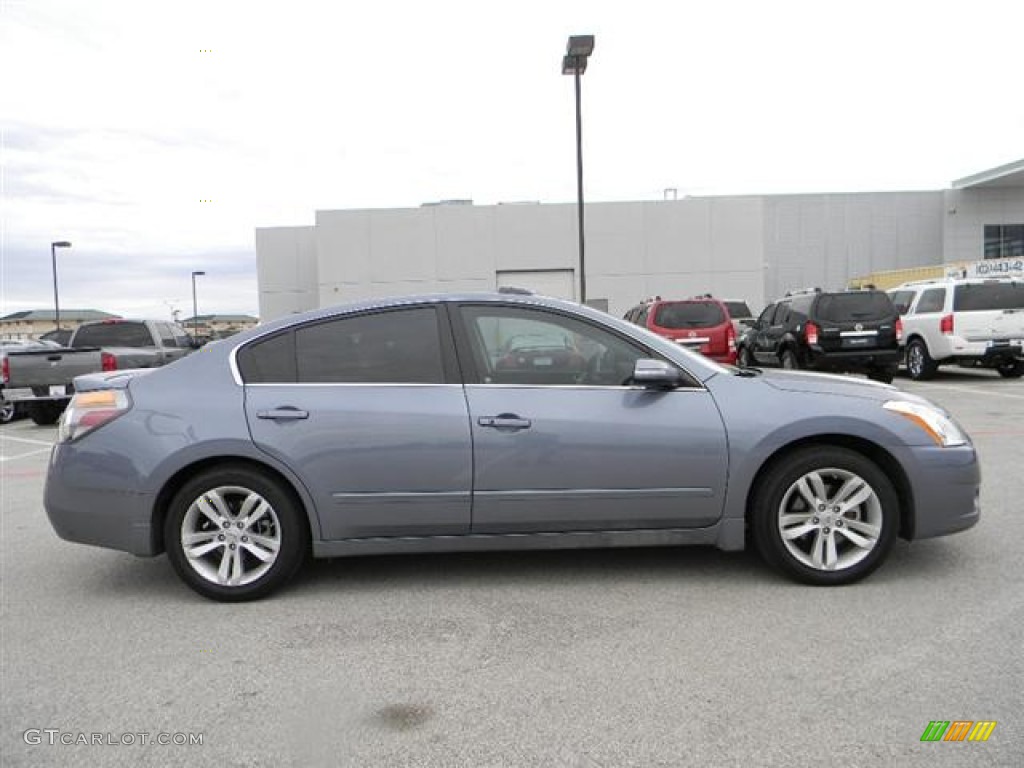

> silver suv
[888,277,1024,380]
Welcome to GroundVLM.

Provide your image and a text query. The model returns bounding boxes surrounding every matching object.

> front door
[453,304,729,533]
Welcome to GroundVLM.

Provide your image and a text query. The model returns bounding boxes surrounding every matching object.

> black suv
[737,289,902,382]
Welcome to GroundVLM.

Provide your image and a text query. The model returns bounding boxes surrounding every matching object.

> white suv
[888,277,1024,380]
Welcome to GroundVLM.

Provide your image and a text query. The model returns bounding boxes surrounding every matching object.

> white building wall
[254,226,318,319]
[943,187,1024,263]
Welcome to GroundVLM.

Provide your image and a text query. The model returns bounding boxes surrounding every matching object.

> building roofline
[952,158,1024,189]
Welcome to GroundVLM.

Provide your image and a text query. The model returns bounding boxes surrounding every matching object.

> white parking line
[911,383,1024,401]
[0,435,55,447]
[0,447,52,463]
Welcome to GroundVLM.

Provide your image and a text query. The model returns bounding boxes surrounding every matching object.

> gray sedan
[44,293,980,601]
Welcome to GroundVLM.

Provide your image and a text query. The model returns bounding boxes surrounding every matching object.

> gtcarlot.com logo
[23,729,204,747]
[920,721,997,742]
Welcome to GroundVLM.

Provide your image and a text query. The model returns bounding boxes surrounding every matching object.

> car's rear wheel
[780,348,800,370]
[996,360,1023,379]
[0,398,17,424]
[867,366,897,384]
[751,447,898,585]
[737,346,754,367]
[28,401,64,426]
[164,466,309,601]
[906,339,937,381]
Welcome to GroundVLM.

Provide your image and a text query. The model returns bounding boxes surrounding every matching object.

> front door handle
[478,414,532,430]
[257,407,309,421]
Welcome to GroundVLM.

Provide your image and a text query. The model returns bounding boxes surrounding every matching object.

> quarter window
[889,290,915,315]
[914,288,946,314]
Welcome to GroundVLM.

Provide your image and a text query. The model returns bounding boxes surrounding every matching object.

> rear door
[241,304,473,540]
[953,281,1024,344]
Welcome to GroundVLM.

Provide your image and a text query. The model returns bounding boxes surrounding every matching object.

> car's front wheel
[751,447,898,585]
[780,348,800,370]
[164,465,309,601]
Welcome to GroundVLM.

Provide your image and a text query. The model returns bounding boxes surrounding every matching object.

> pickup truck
[1,319,197,425]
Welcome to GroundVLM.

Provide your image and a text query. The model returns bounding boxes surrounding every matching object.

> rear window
[814,293,895,323]
[953,282,1024,311]
[73,322,153,347]
[653,302,726,329]
[723,301,752,319]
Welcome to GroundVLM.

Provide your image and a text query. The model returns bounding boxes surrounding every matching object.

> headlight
[883,400,968,447]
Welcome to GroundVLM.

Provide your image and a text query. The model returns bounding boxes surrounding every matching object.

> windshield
[814,293,895,323]
[953,282,1024,311]
[653,302,726,329]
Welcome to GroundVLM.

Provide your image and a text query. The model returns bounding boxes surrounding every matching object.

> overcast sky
[2,0,1022,321]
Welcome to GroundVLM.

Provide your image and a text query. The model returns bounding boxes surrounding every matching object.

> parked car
[1,319,197,425]
[888,277,1024,380]
[623,296,737,364]
[737,289,901,383]
[1,339,52,423]
[45,293,979,601]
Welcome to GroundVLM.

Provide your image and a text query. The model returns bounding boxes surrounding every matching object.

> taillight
[57,389,132,442]
[1,355,8,384]
[895,317,903,342]
[101,352,118,372]
[727,324,737,352]
[804,322,819,345]
[940,314,954,335]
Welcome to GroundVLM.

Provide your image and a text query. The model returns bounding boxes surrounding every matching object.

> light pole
[191,270,205,339]
[562,34,594,305]
[50,241,71,330]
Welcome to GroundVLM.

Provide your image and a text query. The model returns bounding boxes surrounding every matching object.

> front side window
[914,288,946,314]
[237,307,446,384]
[459,305,656,387]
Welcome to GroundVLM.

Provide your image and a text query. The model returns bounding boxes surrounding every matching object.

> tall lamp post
[50,241,72,331]
[562,34,595,305]
[191,270,205,339]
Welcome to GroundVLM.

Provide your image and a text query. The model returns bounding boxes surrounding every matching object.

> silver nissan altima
[45,293,980,601]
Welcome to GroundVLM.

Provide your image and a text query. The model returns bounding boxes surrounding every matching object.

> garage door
[496,270,575,301]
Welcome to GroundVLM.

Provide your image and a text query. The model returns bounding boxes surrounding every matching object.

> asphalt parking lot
[1,370,1022,767]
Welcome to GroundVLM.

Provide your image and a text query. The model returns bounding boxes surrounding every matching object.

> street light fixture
[191,271,206,339]
[50,241,72,331]
[562,34,595,304]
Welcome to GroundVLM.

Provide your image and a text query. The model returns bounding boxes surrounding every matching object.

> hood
[759,369,902,402]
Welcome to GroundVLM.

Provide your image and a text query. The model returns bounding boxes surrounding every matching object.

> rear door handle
[257,407,309,421]
[478,415,532,430]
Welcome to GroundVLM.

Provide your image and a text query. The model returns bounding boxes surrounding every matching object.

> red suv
[624,296,738,364]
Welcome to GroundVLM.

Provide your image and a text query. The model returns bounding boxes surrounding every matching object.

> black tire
[164,465,309,601]
[750,446,899,586]
[28,401,65,426]
[737,346,754,368]
[996,360,1023,379]
[780,348,800,370]
[906,338,937,381]
[867,366,897,384]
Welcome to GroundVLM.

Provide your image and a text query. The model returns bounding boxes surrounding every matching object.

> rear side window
[73,322,153,348]
[237,332,296,383]
[814,293,895,323]
[652,302,726,328]
[889,290,915,315]
[914,288,946,314]
[724,301,752,318]
[295,307,445,384]
[953,282,1024,311]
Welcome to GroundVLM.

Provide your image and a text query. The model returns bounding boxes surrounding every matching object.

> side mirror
[632,359,683,389]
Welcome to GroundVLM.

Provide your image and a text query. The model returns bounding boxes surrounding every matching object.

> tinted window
[756,305,775,326]
[295,307,445,384]
[914,288,946,314]
[770,302,790,324]
[724,301,752,318]
[814,292,895,323]
[788,295,814,317]
[461,306,655,387]
[237,332,296,383]
[953,282,1024,311]
[73,322,153,348]
[889,290,915,315]
[652,302,725,329]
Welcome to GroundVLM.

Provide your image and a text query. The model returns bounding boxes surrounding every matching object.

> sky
[2,0,1022,322]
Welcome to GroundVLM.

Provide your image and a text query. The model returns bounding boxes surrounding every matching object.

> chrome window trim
[244,382,464,388]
